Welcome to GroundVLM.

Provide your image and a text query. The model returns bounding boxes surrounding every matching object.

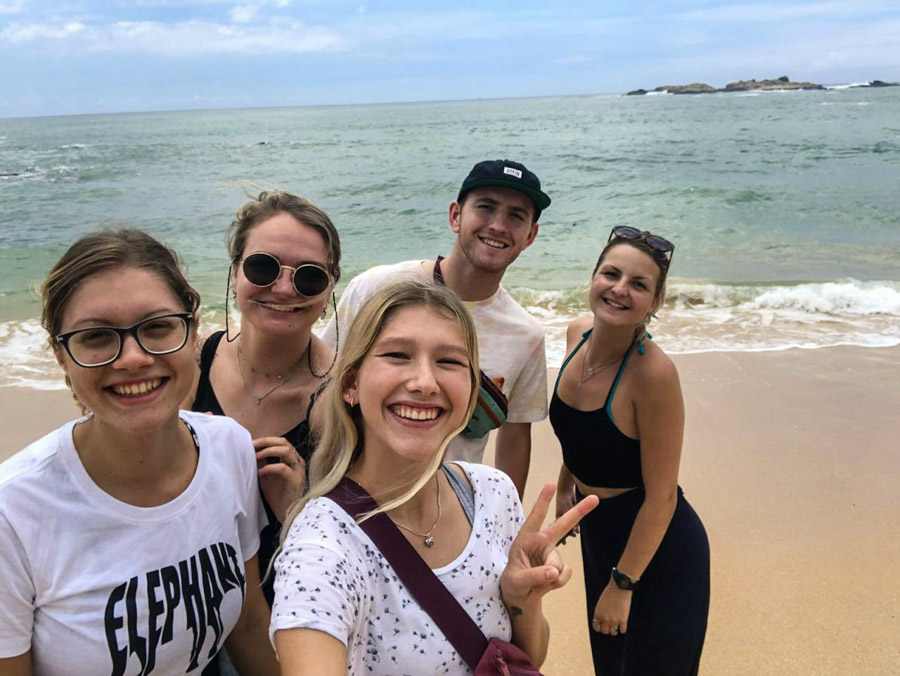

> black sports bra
[549,329,643,488]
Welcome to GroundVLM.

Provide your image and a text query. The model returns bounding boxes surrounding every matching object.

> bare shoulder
[566,316,593,346]
[633,340,680,390]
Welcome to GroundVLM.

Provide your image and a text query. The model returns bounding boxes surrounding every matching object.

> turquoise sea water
[1,88,899,388]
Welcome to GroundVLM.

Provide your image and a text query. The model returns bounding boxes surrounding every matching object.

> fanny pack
[433,256,509,439]
[327,477,543,676]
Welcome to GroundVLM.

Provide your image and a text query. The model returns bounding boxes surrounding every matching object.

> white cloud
[1,18,345,55]
[553,55,591,65]
[0,0,25,15]
[676,1,899,23]
[229,4,259,23]
[3,22,87,42]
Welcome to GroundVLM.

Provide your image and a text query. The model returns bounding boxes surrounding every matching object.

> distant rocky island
[626,76,899,96]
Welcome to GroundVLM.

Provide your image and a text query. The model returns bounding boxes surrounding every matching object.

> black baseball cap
[457,159,551,218]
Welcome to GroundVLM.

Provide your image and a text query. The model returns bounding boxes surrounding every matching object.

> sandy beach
[2,345,899,674]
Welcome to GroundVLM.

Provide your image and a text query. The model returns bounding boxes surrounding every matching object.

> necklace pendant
[588,367,595,376]
[424,536,435,548]
[576,381,582,389]
[253,397,262,405]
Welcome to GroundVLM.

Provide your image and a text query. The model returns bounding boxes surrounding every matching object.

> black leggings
[578,486,710,675]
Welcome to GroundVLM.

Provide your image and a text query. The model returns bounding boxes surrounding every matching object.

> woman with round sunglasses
[188,191,341,611]
[551,227,709,675]
[0,229,278,675]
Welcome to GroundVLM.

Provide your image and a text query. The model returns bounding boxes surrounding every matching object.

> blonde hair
[279,280,479,547]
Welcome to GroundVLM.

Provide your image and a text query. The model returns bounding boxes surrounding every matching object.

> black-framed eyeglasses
[241,251,332,297]
[55,312,194,368]
[608,226,675,266]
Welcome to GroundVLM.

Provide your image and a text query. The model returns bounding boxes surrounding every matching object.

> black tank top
[191,330,314,607]
[192,331,314,462]
[549,330,643,488]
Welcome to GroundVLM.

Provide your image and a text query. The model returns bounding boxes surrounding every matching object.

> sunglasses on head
[608,226,675,265]
[241,251,332,297]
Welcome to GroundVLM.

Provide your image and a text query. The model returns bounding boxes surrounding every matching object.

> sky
[2,0,899,117]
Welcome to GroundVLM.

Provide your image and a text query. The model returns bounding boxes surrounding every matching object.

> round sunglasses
[242,252,332,297]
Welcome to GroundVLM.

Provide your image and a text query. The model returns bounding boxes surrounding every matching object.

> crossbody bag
[432,256,509,439]
[327,476,542,675]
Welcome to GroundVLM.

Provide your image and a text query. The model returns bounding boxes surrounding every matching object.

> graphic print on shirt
[103,541,246,675]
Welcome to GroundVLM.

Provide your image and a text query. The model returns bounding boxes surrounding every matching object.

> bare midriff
[575,477,640,500]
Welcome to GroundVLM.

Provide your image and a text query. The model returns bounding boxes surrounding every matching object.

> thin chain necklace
[390,473,442,548]
[237,338,308,405]
[578,332,625,389]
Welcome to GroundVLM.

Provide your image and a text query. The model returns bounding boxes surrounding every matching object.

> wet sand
[2,346,899,674]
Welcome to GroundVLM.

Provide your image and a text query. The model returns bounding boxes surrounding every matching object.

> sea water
[1,87,898,388]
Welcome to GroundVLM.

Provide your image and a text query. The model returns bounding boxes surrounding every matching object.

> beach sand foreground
[2,345,898,674]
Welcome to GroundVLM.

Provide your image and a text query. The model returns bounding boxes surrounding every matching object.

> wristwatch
[611,566,638,590]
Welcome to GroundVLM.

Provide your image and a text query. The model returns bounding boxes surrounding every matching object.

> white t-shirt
[270,462,524,675]
[320,260,548,463]
[0,411,264,675]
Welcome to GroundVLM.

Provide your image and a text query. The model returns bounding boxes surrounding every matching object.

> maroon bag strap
[327,476,488,670]
[433,255,447,285]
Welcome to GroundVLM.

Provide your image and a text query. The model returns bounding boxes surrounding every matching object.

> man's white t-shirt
[320,260,548,463]
[0,411,264,675]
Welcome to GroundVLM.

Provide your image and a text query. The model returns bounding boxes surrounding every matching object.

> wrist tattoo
[509,606,524,618]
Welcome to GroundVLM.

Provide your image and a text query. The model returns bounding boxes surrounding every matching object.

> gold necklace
[237,338,308,405]
[578,332,625,389]
[390,474,442,548]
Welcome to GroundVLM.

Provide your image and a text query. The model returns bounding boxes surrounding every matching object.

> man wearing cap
[321,160,550,496]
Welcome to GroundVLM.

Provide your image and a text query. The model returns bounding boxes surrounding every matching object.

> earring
[345,393,355,406]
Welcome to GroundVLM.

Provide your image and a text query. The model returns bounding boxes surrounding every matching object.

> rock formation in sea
[627,75,827,95]
[850,80,899,88]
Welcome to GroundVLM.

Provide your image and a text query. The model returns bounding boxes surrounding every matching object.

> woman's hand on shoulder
[500,483,599,610]
[255,437,306,522]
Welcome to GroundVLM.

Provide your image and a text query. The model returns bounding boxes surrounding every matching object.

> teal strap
[553,329,592,394]
[605,342,637,421]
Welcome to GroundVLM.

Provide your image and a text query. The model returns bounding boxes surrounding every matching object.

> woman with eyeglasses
[551,227,710,675]
[0,230,278,675]
[188,191,341,613]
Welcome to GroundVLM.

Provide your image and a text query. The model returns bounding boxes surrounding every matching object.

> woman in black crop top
[550,227,709,675]
[186,192,341,636]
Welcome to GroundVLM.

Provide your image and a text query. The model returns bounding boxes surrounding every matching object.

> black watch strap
[611,566,638,590]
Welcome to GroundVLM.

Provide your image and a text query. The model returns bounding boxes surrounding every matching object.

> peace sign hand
[500,482,599,610]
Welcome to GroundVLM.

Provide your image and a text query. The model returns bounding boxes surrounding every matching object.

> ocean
[1,87,899,389]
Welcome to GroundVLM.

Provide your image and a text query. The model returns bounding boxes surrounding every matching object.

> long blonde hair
[279,280,480,545]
